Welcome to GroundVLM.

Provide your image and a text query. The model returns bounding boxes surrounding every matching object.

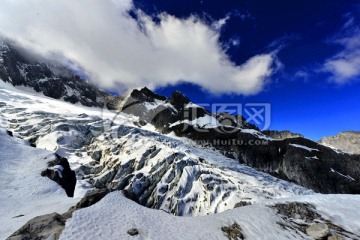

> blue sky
[133,0,360,140]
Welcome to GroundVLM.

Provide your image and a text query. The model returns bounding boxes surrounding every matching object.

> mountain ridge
[0,39,123,109]
[320,131,360,155]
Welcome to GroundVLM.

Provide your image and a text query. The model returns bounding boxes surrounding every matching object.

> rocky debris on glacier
[221,223,244,240]
[271,202,356,239]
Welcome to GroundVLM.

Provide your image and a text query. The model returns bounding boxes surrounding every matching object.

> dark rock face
[6,130,13,137]
[41,155,76,197]
[262,130,303,140]
[69,189,110,211]
[216,134,360,194]
[122,87,258,135]
[169,91,190,111]
[0,40,122,109]
[121,87,178,128]
[7,212,66,240]
[130,87,167,102]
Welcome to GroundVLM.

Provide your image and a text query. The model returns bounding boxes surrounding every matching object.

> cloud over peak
[0,0,276,95]
[323,16,360,84]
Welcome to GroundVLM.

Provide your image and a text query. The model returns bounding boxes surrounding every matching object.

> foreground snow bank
[61,192,360,240]
[61,191,299,240]
[0,129,78,239]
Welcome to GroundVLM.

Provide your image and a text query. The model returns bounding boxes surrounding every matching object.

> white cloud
[323,17,360,84]
[0,0,276,95]
[212,15,230,31]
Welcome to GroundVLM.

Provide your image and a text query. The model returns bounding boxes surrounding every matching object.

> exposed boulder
[127,228,139,236]
[6,129,13,136]
[306,223,329,239]
[91,150,102,162]
[233,201,252,208]
[7,213,66,240]
[71,189,109,211]
[221,223,244,240]
[41,155,76,197]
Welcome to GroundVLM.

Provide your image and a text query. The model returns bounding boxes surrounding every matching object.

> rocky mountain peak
[169,90,190,110]
[320,131,360,154]
[130,87,167,102]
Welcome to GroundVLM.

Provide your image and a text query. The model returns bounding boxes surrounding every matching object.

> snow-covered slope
[60,191,360,240]
[0,129,78,239]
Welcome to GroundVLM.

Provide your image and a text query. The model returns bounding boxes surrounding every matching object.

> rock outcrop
[273,202,358,239]
[41,155,77,197]
[262,130,303,140]
[7,213,67,240]
[320,131,360,155]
